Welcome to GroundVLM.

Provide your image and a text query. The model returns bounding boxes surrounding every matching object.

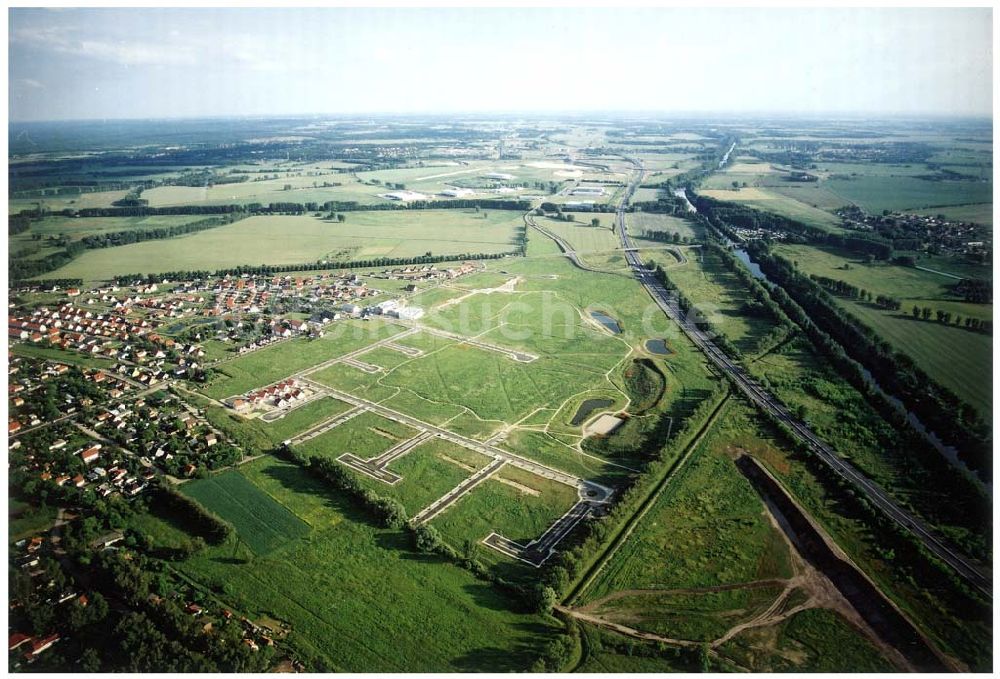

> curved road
[611,156,992,599]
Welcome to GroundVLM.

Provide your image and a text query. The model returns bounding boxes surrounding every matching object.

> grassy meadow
[38,209,524,282]
[774,243,991,419]
[175,456,559,671]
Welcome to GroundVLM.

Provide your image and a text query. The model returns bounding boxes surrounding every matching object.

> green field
[540,217,621,253]
[200,318,404,399]
[626,211,704,242]
[646,245,780,356]
[181,470,311,555]
[352,440,492,516]
[774,243,992,419]
[823,176,993,213]
[258,397,354,444]
[717,607,895,672]
[38,209,524,282]
[295,410,417,462]
[430,465,580,550]
[905,202,993,226]
[581,400,792,606]
[176,456,559,671]
[22,214,199,240]
[696,187,844,231]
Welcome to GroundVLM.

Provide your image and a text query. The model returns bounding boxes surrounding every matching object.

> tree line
[809,275,902,310]
[909,305,992,334]
[747,241,992,475]
[113,250,514,286]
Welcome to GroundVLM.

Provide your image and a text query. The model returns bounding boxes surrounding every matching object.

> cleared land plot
[259,397,354,444]
[200,319,404,399]
[352,439,493,515]
[627,212,703,241]
[39,209,524,281]
[21,215,199,241]
[295,410,418,462]
[430,465,580,552]
[181,470,310,555]
[177,456,558,671]
[718,606,895,672]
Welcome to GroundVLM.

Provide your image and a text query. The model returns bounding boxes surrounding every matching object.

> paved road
[612,157,992,598]
[484,499,596,567]
[297,377,613,504]
[412,458,507,524]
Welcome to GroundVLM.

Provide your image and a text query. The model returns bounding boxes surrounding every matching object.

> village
[835,205,992,258]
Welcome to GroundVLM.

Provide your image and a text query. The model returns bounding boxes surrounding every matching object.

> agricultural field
[9,187,132,213]
[773,243,992,419]
[905,202,993,226]
[18,214,199,240]
[140,173,390,208]
[175,456,560,671]
[696,186,844,231]
[626,211,704,241]
[538,217,620,253]
[181,470,311,555]
[822,176,993,214]
[37,209,524,282]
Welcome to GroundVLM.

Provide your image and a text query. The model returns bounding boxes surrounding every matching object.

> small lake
[590,311,622,334]
[571,398,614,426]
[733,248,771,284]
[645,339,673,355]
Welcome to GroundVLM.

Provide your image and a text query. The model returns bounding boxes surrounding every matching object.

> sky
[8,6,994,122]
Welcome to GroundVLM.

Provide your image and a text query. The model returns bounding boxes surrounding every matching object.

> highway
[611,157,992,599]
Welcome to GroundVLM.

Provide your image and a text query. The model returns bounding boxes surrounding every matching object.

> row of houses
[376,261,477,282]
[231,379,305,413]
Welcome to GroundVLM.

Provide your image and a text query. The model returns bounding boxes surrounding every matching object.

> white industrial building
[393,306,425,321]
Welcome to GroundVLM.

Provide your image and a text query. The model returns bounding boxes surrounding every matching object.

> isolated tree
[921,306,932,320]
[591,218,601,227]
[534,585,558,614]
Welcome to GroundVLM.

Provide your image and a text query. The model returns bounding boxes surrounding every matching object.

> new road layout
[612,157,992,598]
[289,377,613,563]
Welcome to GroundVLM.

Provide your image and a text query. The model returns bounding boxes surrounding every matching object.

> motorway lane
[612,158,992,598]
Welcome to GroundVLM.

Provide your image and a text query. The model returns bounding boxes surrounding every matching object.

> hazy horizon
[9,7,993,122]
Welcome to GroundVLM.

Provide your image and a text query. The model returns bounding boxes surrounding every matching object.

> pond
[571,398,614,426]
[590,310,621,334]
[733,248,771,284]
[645,339,673,355]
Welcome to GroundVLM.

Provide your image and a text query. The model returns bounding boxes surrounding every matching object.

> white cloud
[13,25,198,66]
[18,78,44,89]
